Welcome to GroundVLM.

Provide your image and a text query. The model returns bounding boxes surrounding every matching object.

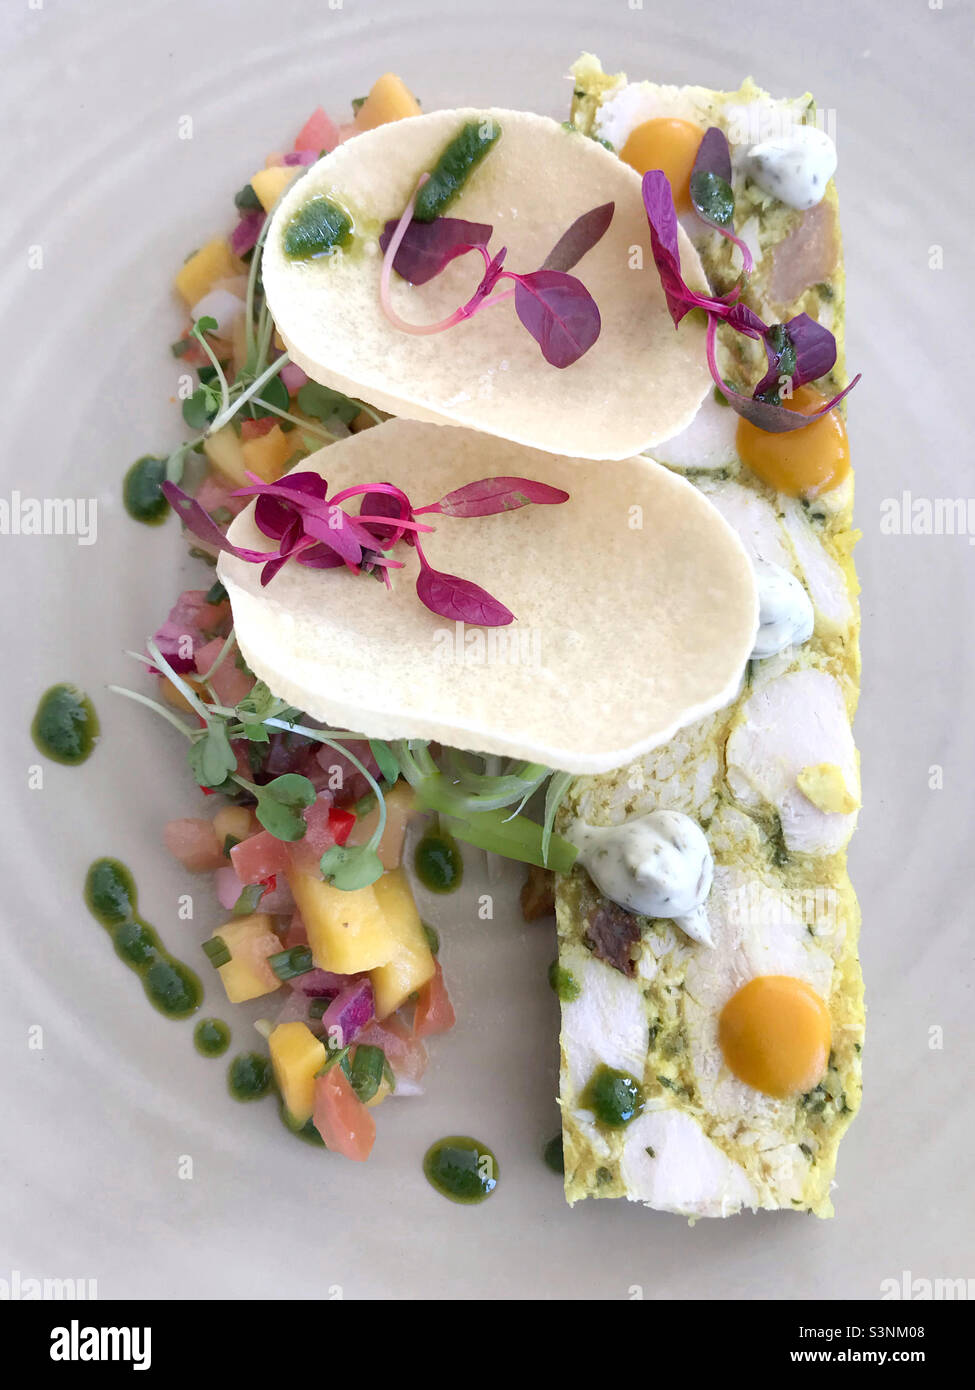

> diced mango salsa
[369,868,435,1019]
[287,870,400,975]
[241,423,297,482]
[348,781,416,870]
[269,1022,327,1126]
[212,804,254,846]
[214,914,282,1003]
[249,165,299,213]
[203,426,248,487]
[158,673,206,714]
[174,238,243,306]
[354,73,422,132]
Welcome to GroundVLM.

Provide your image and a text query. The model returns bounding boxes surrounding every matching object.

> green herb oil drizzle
[84,858,202,1019]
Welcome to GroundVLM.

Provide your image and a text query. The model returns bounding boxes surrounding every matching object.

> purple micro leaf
[781,312,838,389]
[295,544,346,570]
[511,269,601,368]
[725,301,768,339]
[356,488,412,547]
[706,316,860,432]
[752,314,838,400]
[461,245,508,316]
[260,552,294,586]
[542,202,615,273]
[298,507,365,567]
[691,127,733,186]
[236,473,328,508]
[415,565,514,627]
[429,476,571,518]
[642,171,736,327]
[160,483,271,563]
[378,215,494,285]
[254,493,303,541]
[688,128,753,272]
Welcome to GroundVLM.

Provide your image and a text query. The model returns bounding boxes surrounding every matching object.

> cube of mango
[287,870,400,975]
[269,1022,327,1125]
[174,238,242,306]
[241,423,297,482]
[354,73,422,132]
[348,781,416,870]
[250,166,299,213]
[214,914,282,1003]
[203,426,248,487]
[369,868,435,1019]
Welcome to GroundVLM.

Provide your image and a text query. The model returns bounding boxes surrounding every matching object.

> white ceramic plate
[2,0,972,1300]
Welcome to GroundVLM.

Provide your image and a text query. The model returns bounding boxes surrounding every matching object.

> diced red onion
[280,361,309,394]
[230,210,266,258]
[214,865,244,911]
[321,979,374,1047]
[289,967,347,998]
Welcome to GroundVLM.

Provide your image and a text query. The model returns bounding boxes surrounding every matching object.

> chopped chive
[203,936,231,968]
[307,998,329,1021]
[422,921,440,955]
[269,945,313,981]
[232,883,267,916]
[348,1044,386,1103]
[234,182,262,212]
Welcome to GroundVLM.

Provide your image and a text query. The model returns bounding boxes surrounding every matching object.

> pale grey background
[1,0,972,1299]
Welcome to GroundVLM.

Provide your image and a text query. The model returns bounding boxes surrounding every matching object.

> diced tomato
[358,1013,427,1083]
[312,1067,376,1161]
[231,829,292,885]
[282,912,309,948]
[287,793,337,872]
[294,106,340,154]
[239,416,276,442]
[413,961,456,1039]
[329,808,355,846]
[163,817,225,872]
[194,636,254,706]
[194,474,248,520]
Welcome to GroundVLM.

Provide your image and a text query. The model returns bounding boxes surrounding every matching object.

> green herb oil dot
[32,684,99,765]
[283,195,353,260]
[581,1065,644,1129]
[123,456,170,525]
[543,1134,564,1175]
[413,118,502,222]
[548,961,581,1002]
[84,858,202,1020]
[228,1052,272,1101]
[423,1136,498,1204]
[279,1099,326,1145]
[414,832,463,894]
[194,1019,231,1057]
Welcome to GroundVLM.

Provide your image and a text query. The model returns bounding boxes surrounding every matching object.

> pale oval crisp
[262,108,712,460]
[217,420,758,773]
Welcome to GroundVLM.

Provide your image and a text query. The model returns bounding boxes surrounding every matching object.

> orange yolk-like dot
[718,975,831,1099]
[736,385,851,498]
[619,118,703,212]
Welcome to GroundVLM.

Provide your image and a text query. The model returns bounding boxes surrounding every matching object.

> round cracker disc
[218,420,757,774]
[262,108,711,461]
